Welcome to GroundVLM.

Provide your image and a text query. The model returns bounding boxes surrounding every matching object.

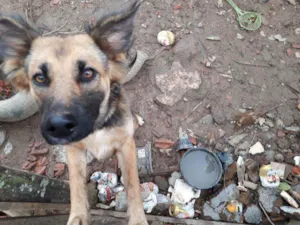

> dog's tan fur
[0,1,148,225]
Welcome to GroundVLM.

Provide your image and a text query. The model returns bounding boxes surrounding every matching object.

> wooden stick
[259,202,275,225]
[43,21,68,36]
[232,60,271,68]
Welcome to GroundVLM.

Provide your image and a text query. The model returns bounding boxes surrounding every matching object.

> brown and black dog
[0,1,148,225]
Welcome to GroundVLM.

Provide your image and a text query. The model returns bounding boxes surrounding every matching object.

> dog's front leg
[117,138,148,225]
[66,145,89,225]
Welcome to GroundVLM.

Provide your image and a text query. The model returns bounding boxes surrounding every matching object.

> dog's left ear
[0,13,40,90]
[88,0,141,62]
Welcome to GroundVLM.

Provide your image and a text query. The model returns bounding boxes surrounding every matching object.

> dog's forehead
[29,34,105,63]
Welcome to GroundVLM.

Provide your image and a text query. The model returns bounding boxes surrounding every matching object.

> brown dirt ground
[0,0,300,223]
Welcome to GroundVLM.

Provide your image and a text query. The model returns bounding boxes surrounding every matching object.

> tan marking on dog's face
[27,34,110,104]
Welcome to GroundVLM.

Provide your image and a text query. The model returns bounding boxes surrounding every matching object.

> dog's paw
[67,215,89,225]
[128,214,148,225]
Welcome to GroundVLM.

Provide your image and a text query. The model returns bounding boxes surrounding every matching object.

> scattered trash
[155,61,201,106]
[226,200,243,213]
[180,148,223,189]
[137,142,153,174]
[90,172,118,188]
[294,156,300,166]
[270,162,285,179]
[236,33,244,40]
[280,191,299,208]
[169,179,200,205]
[174,127,194,151]
[206,36,221,41]
[249,142,264,155]
[168,171,181,187]
[157,30,175,46]
[259,164,280,188]
[143,192,157,213]
[226,0,262,31]
[115,191,127,212]
[169,202,195,218]
[97,185,114,204]
[243,181,257,190]
[280,206,300,220]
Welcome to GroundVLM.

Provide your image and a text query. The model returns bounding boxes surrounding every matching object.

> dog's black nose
[45,114,77,138]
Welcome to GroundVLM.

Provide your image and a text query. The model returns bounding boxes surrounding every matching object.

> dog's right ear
[0,13,40,90]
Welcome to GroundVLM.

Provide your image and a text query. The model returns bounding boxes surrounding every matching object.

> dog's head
[0,1,140,145]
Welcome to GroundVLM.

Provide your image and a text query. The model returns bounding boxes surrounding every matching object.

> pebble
[275,153,284,162]
[211,106,225,124]
[276,118,284,128]
[276,138,291,150]
[141,23,147,28]
[266,113,275,119]
[238,141,250,150]
[265,120,274,128]
[277,130,286,138]
[256,117,265,126]
[199,114,213,125]
[154,176,169,192]
[258,186,281,214]
[3,142,13,155]
[264,150,275,163]
[236,33,244,40]
[249,142,264,155]
[261,16,269,26]
[228,133,247,147]
[260,31,266,37]
[0,130,6,147]
[296,28,300,35]
[218,129,226,138]
[244,205,262,224]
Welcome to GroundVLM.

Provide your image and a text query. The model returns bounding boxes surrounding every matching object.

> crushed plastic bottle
[90,171,118,188]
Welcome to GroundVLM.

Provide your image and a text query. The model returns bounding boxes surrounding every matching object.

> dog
[0,1,148,224]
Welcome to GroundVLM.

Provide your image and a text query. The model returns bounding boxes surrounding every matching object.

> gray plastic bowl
[180,148,223,190]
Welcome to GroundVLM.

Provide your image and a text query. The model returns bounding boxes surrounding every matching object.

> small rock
[238,141,250,150]
[296,28,300,35]
[266,113,275,119]
[277,130,286,138]
[265,120,274,128]
[199,114,213,125]
[258,186,281,214]
[236,33,244,40]
[228,133,247,147]
[154,176,169,192]
[218,129,226,138]
[215,143,223,151]
[260,31,266,37]
[287,0,296,6]
[249,142,264,155]
[276,118,284,128]
[141,23,147,28]
[244,205,262,224]
[275,153,284,162]
[3,142,13,155]
[197,22,203,28]
[280,206,300,220]
[211,106,225,124]
[296,52,300,58]
[0,130,6,147]
[256,117,265,126]
[264,150,275,163]
[276,138,291,150]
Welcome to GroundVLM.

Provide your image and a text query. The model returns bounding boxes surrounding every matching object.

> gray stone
[264,150,275,162]
[244,205,262,224]
[281,206,300,220]
[211,106,226,124]
[168,171,181,186]
[266,113,275,119]
[0,130,6,147]
[218,129,226,138]
[154,176,169,192]
[258,186,281,214]
[238,141,250,150]
[276,118,284,128]
[199,114,213,125]
[277,138,291,150]
[274,153,284,162]
[291,143,300,152]
[265,119,274,128]
[3,142,13,155]
[228,133,248,147]
[203,203,220,220]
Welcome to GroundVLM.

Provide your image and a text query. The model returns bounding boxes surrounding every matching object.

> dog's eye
[33,73,50,86]
[80,68,96,82]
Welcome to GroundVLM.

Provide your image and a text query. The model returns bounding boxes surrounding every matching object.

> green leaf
[278,182,291,191]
